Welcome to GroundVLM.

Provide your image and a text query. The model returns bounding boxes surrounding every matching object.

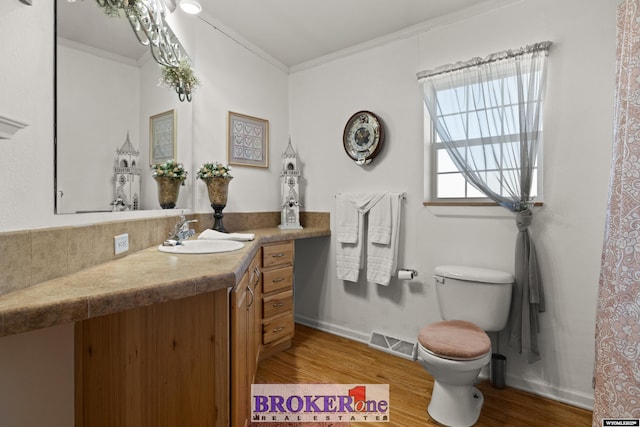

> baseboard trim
[295,315,370,344]
[294,315,594,411]
[505,375,594,411]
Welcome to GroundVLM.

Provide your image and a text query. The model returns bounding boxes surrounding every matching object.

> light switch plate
[114,233,129,255]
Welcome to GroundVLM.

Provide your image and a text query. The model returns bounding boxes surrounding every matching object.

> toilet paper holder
[397,269,418,279]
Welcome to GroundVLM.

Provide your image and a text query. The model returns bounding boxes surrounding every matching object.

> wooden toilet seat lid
[418,320,491,360]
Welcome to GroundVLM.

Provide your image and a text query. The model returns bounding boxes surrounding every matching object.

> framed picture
[149,109,176,165]
[228,111,269,168]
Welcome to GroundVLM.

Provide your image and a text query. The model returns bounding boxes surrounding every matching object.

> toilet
[417,265,513,427]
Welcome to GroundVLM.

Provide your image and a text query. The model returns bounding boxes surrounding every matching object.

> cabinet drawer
[262,266,293,294]
[262,241,293,268]
[263,313,294,344]
[262,290,293,319]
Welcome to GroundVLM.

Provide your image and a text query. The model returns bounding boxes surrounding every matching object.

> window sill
[423,201,543,219]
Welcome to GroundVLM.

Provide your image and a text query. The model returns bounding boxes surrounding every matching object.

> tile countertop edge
[0,226,330,338]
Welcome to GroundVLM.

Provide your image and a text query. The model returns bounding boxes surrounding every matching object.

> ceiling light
[179,0,202,15]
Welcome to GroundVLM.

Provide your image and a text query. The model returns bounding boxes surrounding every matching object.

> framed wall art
[149,109,176,164]
[227,111,269,168]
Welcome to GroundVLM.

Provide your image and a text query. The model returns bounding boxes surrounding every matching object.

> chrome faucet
[165,214,198,245]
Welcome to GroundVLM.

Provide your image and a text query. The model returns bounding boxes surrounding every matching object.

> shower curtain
[593,0,640,423]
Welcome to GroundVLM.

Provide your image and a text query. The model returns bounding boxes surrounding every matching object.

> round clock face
[342,111,384,165]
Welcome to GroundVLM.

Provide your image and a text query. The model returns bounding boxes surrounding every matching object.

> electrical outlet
[114,233,129,255]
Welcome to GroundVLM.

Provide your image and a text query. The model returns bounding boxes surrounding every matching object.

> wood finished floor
[255,324,592,427]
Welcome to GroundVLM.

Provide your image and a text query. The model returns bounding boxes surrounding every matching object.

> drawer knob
[272,253,285,258]
[273,326,285,333]
[272,302,284,307]
[272,277,285,283]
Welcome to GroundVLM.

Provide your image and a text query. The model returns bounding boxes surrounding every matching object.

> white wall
[291,0,617,409]
[0,1,55,231]
[0,324,74,427]
[191,15,289,213]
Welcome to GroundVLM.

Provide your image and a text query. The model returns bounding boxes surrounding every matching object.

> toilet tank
[434,265,513,332]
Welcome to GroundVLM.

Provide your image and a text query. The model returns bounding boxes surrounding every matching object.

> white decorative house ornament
[278,139,303,230]
[113,132,141,211]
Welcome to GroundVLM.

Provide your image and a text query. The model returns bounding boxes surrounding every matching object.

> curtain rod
[416,41,552,81]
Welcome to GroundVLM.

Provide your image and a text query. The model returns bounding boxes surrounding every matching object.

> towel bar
[335,192,407,199]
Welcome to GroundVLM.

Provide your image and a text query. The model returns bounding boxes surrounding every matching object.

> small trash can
[490,353,506,389]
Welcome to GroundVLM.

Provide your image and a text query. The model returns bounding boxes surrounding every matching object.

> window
[419,42,550,208]
[427,75,541,202]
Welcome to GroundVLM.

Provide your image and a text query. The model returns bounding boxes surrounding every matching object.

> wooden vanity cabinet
[75,241,294,427]
[75,290,229,427]
[231,241,295,425]
[260,240,295,359]
[231,249,262,427]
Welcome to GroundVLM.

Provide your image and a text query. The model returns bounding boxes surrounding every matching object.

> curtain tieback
[516,208,533,231]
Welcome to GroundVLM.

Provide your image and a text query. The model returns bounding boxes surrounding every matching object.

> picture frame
[149,109,176,165]
[227,111,269,168]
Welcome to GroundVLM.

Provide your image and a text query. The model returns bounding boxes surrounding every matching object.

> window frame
[424,78,544,206]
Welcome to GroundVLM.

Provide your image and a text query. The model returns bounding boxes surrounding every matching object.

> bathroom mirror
[55,0,193,214]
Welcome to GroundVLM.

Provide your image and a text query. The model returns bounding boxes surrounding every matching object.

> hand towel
[368,193,391,245]
[198,229,255,241]
[336,194,359,244]
[336,223,365,282]
[366,193,403,286]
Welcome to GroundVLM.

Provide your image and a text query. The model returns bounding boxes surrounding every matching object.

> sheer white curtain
[418,41,551,363]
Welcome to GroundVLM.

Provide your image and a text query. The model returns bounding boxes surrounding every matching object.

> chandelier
[95,0,194,101]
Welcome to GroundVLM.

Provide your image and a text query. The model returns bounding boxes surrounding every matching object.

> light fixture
[96,0,194,102]
[179,0,202,15]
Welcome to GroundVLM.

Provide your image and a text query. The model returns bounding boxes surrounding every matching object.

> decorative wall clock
[342,110,385,165]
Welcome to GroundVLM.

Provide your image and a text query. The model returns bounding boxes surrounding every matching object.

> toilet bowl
[417,265,513,427]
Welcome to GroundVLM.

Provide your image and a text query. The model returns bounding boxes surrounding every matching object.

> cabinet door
[230,250,262,427]
[248,251,262,383]
[231,271,250,427]
[75,291,229,427]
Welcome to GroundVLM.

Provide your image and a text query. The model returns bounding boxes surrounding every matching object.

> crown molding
[290,0,522,73]
[0,115,28,140]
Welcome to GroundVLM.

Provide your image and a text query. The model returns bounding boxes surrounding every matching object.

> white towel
[368,193,391,245]
[366,193,403,286]
[336,194,359,244]
[335,223,365,282]
[198,229,255,241]
[335,193,387,282]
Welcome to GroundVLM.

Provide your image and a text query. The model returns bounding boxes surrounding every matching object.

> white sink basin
[158,239,245,254]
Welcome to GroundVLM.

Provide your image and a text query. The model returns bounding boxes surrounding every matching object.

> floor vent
[368,331,417,361]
